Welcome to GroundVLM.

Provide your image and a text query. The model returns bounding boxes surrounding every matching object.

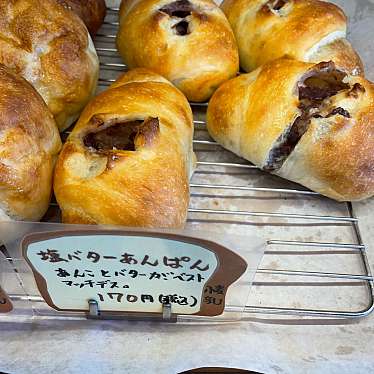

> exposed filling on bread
[264,62,364,172]
[173,20,190,35]
[348,83,366,99]
[160,0,192,17]
[262,0,290,14]
[160,0,192,36]
[272,0,288,10]
[83,117,159,153]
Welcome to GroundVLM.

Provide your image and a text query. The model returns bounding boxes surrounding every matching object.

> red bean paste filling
[264,62,363,172]
[83,118,159,152]
[272,0,288,10]
[263,0,289,12]
[160,0,192,36]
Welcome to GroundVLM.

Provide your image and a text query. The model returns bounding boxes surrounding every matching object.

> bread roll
[55,0,107,35]
[221,0,363,76]
[116,0,239,102]
[0,0,99,132]
[207,58,374,201]
[54,68,195,228]
[0,65,61,221]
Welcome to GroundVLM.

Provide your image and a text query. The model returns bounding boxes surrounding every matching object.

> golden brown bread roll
[0,0,99,132]
[0,65,61,221]
[54,68,195,228]
[116,0,239,102]
[55,0,107,35]
[221,0,363,76]
[207,59,374,201]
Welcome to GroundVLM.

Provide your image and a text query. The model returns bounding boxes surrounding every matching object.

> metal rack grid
[3,5,373,321]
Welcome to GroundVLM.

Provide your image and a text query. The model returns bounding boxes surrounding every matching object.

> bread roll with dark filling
[221,0,363,76]
[207,59,374,201]
[116,0,239,102]
[55,0,107,35]
[54,68,195,227]
[0,0,99,132]
[0,65,61,221]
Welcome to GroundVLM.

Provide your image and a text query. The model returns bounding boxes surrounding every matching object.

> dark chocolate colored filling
[264,116,309,172]
[299,69,349,102]
[348,83,366,98]
[263,0,289,13]
[83,118,159,152]
[264,62,353,172]
[160,0,192,18]
[173,20,190,35]
[327,107,351,118]
[272,0,288,11]
[160,0,192,35]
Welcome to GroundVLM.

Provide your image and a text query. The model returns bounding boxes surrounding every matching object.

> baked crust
[221,0,363,75]
[0,65,61,221]
[0,0,99,131]
[207,59,374,201]
[54,68,195,227]
[309,38,363,77]
[55,0,107,35]
[117,0,239,102]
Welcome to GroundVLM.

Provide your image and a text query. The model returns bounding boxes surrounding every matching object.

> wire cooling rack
[27,6,374,320]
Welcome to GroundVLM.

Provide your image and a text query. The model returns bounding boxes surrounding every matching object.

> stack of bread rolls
[0,0,104,222]
[1,0,373,230]
[205,0,374,201]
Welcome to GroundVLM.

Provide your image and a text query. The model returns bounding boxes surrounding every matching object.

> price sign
[22,231,247,317]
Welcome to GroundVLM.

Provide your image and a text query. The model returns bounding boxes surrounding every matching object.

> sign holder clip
[86,298,176,322]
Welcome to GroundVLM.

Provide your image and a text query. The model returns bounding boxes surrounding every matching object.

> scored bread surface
[207,58,374,201]
[54,68,195,228]
[117,0,239,102]
[221,0,363,75]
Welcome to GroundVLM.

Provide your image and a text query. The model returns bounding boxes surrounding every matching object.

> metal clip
[86,298,176,322]
[88,299,100,319]
[162,298,172,321]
